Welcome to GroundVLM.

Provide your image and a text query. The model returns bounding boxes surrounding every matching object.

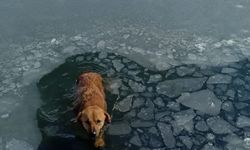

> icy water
[36,52,250,150]
[1,0,250,150]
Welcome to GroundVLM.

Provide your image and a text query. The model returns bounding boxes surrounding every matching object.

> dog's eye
[97,120,101,124]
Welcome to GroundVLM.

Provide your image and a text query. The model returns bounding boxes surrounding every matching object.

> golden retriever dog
[76,72,111,148]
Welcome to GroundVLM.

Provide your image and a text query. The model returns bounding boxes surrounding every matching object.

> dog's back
[77,72,107,110]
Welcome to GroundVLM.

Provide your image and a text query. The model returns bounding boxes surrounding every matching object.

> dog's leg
[94,128,105,148]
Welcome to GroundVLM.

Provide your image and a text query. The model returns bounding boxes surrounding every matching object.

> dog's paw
[95,138,105,149]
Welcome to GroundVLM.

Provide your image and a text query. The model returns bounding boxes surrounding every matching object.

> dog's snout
[89,128,96,137]
[90,131,96,138]
[92,129,96,135]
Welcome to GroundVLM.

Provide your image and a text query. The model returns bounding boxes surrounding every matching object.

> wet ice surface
[32,52,250,150]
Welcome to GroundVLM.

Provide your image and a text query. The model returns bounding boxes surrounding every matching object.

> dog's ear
[104,112,111,124]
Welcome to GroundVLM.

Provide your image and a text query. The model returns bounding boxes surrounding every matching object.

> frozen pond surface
[1,0,250,149]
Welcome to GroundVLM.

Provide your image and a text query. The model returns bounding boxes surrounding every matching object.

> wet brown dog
[76,72,111,148]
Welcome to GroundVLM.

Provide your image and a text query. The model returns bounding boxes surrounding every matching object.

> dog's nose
[90,131,96,138]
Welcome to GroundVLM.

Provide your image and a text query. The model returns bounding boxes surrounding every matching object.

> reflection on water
[37,52,250,150]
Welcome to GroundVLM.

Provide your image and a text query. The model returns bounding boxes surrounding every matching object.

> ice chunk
[157,123,175,148]
[236,116,250,128]
[202,143,220,150]
[207,74,232,84]
[129,134,142,147]
[179,136,193,149]
[99,52,107,59]
[108,122,131,135]
[207,116,236,134]
[114,95,133,112]
[106,78,122,95]
[149,135,164,148]
[112,59,124,71]
[148,74,162,83]
[123,34,130,39]
[137,106,154,120]
[176,66,195,77]
[5,138,33,150]
[223,134,245,150]
[128,80,146,93]
[157,77,207,98]
[96,40,106,49]
[206,133,215,140]
[177,90,222,115]
[132,97,145,108]
[149,57,172,71]
[221,101,234,112]
[173,109,195,132]
[226,89,235,99]
[244,138,250,149]
[153,97,165,108]
[167,101,180,111]
[237,89,250,101]
[221,68,238,74]
[195,120,209,132]
[50,38,59,45]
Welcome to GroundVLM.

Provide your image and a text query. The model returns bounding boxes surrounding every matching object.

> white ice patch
[5,138,33,150]
[106,78,122,95]
[235,5,244,9]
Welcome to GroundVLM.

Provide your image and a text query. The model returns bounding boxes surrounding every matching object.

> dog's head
[77,106,111,138]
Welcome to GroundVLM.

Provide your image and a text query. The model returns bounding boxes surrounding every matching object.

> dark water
[37,52,144,149]
[37,52,250,150]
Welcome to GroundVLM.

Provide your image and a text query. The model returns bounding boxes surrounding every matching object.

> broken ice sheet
[157,77,207,98]
[177,90,222,115]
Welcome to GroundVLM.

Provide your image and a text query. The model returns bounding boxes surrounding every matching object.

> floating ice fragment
[96,40,106,49]
[50,38,59,45]
[236,116,250,128]
[177,90,221,115]
[157,123,176,148]
[207,116,236,134]
[207,74,232,84]
[244,138,250,149]
[123,34,130,39]
[114,95,133,112]
[157,77,207,98]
